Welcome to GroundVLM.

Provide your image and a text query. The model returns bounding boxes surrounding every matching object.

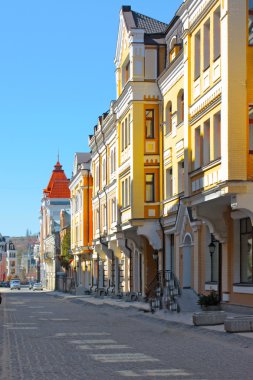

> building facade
[40,161,70,290]
[89,6,170,297]
[87,1,253,309]
[69,153,93,292]
[0,235,18,280]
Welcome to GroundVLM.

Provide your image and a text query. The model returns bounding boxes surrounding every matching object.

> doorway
[183,235,192,288]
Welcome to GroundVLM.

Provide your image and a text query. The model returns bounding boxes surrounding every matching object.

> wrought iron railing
[145,270,181,313]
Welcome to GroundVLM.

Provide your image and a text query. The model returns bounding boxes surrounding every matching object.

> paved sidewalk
[49,290,253,339]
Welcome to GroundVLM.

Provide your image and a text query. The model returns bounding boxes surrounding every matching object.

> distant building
[39,161,70,290]
[0,234,7,281]
[0,234,18,280]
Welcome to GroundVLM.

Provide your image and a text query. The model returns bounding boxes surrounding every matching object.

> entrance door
[183,245,192,288]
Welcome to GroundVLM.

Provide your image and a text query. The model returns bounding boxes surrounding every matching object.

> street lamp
[152,250,158,261]
[208,236,216,282]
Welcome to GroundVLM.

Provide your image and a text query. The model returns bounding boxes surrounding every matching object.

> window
[145,173,155,202]
[194,126,202,169]
[121,115,131,151]
[214,111,221,159]
[75,225,78,242]
[111,198,117,223]
[128,114,131,145]
[213,7,221,59]
[165,102,172,134]
[166,168,173,198]
[178,161,184,194]
[145,109,155,139]
[203,119,210,165]
[240,217,253,283]
[249,106,253,153]
[125,178,129,207]
[96,209,99,231]
[103,204,107,230]
[122,58,130,88]
[177,90,184,124]
[110,147,116,174]
[194,31,201,79]
[121,177,130,208]
[102,157,106,183]
[204,19,210,69]
[249,0,253,45]
[80,190,83,208]
[96,165,99,188]
[125,117,128,147]
[121,121,125,151]
[125,61,130,83]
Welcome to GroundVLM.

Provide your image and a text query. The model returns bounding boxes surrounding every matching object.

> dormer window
[169,36,182,63]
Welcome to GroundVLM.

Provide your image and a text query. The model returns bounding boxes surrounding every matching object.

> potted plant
[197,290,221,311]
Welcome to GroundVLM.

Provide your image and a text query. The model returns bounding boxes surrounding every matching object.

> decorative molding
[190,80,222,118]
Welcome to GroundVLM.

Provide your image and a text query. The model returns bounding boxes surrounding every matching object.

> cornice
[189,80,222,119]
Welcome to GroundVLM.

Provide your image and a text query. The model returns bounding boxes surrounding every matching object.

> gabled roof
[43,161,70,199]
[75,152,91,165]
[122,6,168,35]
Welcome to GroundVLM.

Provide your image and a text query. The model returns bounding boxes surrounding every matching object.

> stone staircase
[177,288,202,312]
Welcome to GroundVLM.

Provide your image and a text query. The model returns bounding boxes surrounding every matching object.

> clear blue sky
[0,0,182,237]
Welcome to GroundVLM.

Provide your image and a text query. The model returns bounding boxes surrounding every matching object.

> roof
[75,152,91,165]
[43,161,70,199]
[122,6,168,35]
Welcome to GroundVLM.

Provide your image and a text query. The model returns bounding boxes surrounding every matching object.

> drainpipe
[84,166,91,287]
[101,125,109,236]
[159,218,165,283]
[94,133,101,287]
[159,103,166,284]
[218,242,222,302]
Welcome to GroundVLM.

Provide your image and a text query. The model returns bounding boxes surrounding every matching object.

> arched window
[165,101,172,134]
[177,90,184,124]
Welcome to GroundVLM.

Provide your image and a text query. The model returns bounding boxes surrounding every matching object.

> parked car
[33,282,43,291]
[0,281,9,288]
[10,279,21,290]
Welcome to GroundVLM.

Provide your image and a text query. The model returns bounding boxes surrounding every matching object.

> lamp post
[208,238,216,283]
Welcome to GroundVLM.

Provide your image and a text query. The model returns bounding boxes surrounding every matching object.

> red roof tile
[43,161,70,199]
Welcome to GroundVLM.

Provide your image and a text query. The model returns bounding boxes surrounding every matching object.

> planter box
[193,311,226,326]
[224,316,253,333]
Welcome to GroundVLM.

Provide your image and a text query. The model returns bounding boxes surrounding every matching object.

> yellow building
[159,0,253,309]
[89,6,169,298]
[69,153,93,293]
[89,1,253,310]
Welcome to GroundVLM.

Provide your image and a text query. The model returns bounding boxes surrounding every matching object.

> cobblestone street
[1,289,253,379]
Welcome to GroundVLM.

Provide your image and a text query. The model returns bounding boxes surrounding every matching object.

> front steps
[177,288,202,313]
